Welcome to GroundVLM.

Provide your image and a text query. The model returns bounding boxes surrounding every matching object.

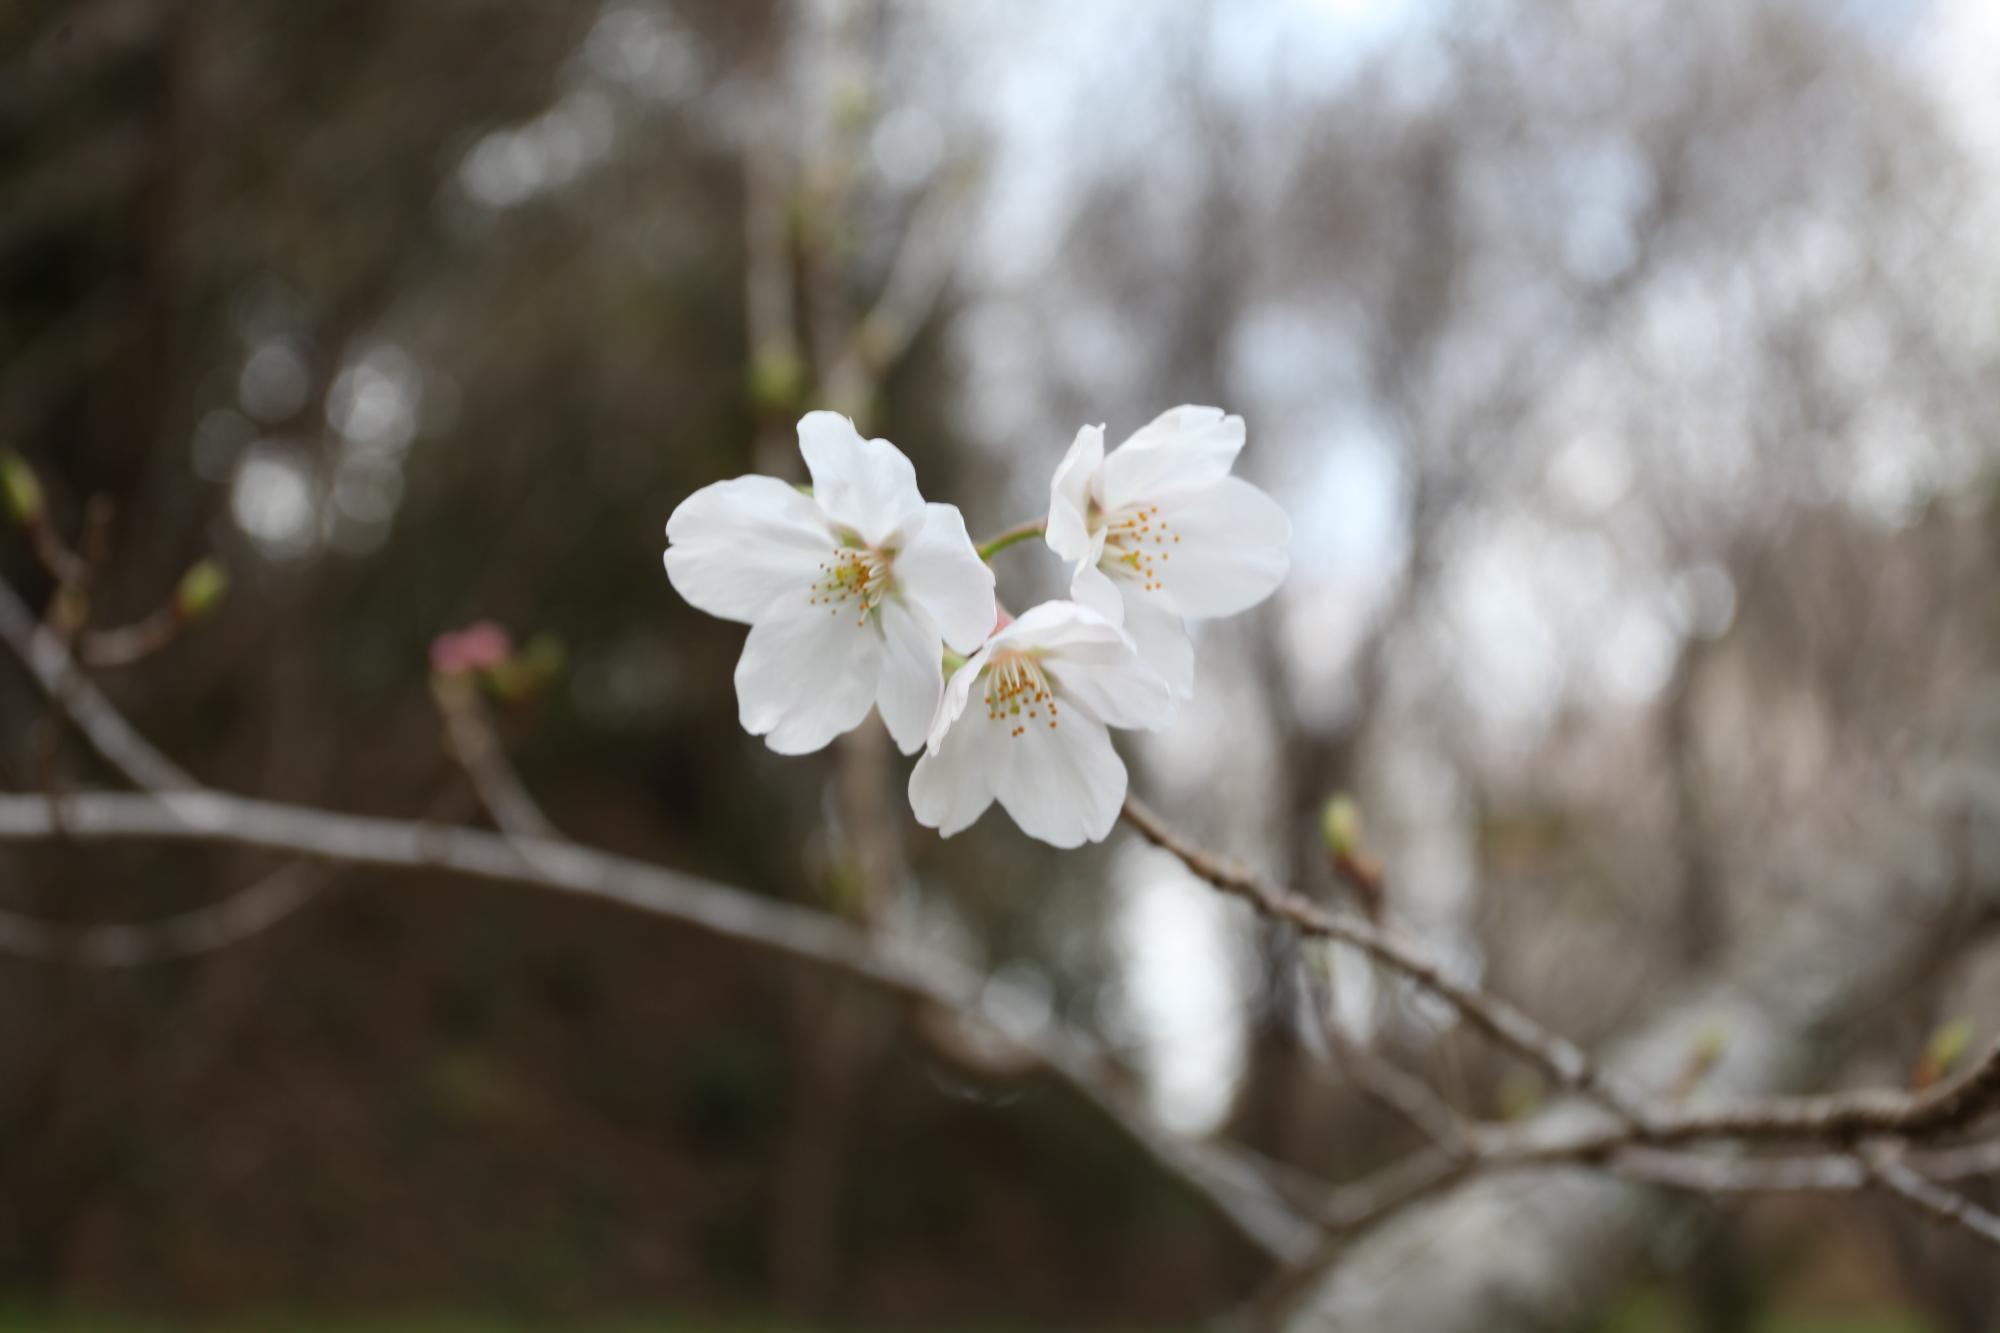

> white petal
[1098,406,1245,512]
[910,702,1005,837]
[734,606,882,754]
[1116,585,1196,699]
[797,411,927,546]
[925,647,991,753]
[664,476,832,624]
[992,712,1127,848]
[875,597,943,756]
[993,600,1133,663]
[1042,607,1178,728]
[1045,423,1104,564]
[1070,560,1124,624]
[1152,477,1291,618]
[897,503,997,654]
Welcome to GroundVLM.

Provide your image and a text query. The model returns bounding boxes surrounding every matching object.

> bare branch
[1124,794,2000,1164]
[80,597,201,669]
[0,862,333,967]
[433,678,561,843]
[1120,794,1649,1125]
[0,574,196,792]
[1333,1040,1473,1160]
[0,786,1322,1263]
[1864,1146,2000,1251]
[825,175,968,401]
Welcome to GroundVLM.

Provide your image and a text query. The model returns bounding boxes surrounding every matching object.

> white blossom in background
[1046,405,1292,696]
[664,412,995,755]
[909,601,1175,848]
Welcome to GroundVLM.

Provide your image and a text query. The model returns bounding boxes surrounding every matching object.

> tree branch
[0,862,333,967]
[0,574,195,793]
[1120,794,1650,1125]
[1863,1146,2000,1250]
[0,787,1322,1263]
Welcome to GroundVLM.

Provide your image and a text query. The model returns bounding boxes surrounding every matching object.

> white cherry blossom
[1045,405,1290,696]
[664,411,994,755]
[909,601,1174,848]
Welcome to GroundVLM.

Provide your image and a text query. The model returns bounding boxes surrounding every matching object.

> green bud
[1691,1019,1729,1066]
[1,451,44,525]
[1671,1019,1730,1098]
[748,345,805,412]
[51,584,88,635]
[1925,1018,1975,1077]
[174,559,229,621]
[486,633,565,702]
[1320,794,1364,859]
[824,857,869,921]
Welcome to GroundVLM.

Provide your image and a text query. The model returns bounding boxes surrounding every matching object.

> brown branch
[1642,1041,2000,1145]
[0,862,333,967]
[1458,1042,2000,1165]
[80,601,194,669]
[1120,794,1650,1125]
[0,571,1324,1263]
[12,560,1996,1268]
[1332,1039,1474,1160]
[1124,794,2000,1162]
[0,575,196,793]
[824,174,967,404]
[432,677,561,844]
[1863,1145,2000,1250]
[1602,1140,2000,1194]
[0,786,1323,1264]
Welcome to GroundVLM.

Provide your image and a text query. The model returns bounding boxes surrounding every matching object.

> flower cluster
[663,407,1290,848]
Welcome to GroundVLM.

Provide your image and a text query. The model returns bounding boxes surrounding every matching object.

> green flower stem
[975,520,1046,563]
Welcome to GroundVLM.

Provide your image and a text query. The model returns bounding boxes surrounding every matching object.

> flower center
[1097,503,1177,593]
[809,543,893,625]
[983,648,1060,736]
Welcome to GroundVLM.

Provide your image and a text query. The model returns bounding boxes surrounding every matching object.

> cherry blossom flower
[1045,406,1290,696]
[664,412,995,755]
[909,601,1174,848]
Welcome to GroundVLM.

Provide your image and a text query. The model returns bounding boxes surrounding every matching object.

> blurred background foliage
[2,0,2000,1329]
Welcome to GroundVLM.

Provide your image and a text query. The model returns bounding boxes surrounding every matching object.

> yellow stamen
[984,648,1060,736]
[808,542,894,622]
[1097,503,1174,596]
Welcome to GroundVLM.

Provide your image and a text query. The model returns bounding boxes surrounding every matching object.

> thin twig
[433,678,561,843]
[0,862,333,967]
[825,174,968,402]
[1863,1145,2000,1250]
[1460,1042,2000,1162]
[1122,794,2000,1162]
[80,603,189,668]
[0,575,196,792]
[1121,793,1650,1126]
[1334,1038,1474,1159]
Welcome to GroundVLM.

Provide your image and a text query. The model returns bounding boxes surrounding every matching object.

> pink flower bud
[429,621,513,676]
